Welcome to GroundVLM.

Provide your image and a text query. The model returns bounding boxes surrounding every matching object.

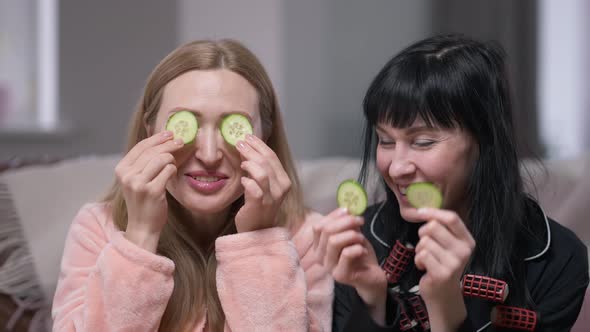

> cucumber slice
[406,182,443,209]
[221,114,253,146]
[165,111,198,144]
[337,179,368,216]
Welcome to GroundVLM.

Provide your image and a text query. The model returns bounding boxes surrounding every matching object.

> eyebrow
[376,124,438,136]
[168,107,253,121]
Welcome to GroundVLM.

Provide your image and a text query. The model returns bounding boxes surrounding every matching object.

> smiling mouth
[190,175,222,182]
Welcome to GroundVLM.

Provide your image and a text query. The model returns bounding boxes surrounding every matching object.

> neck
[181,208,233,249]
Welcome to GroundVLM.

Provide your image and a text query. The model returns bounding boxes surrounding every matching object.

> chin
[184,201,226,214]
[186,194,240,214]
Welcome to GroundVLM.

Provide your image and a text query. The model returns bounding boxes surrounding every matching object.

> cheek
[375,149,390,177]
[228,153,243,175]
[151,112,168,135]
[172,148,194,167]
[423,155,457,185]
[434,153,474,200]
[254,120,265,139]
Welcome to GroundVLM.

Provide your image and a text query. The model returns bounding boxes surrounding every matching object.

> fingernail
[246,134,255,141]
[417,208,426,214]
[355,216,364,223]
[173,138,184,145]
[338,207,348,215]
[236,141,246,149]
[162,131,172,137]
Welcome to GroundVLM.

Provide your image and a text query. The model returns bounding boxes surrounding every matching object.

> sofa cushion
[0,155,120,304]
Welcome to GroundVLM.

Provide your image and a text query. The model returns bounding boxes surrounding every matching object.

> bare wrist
[356,275,388,325]
[124,226,160,253]
[424,297,467,332]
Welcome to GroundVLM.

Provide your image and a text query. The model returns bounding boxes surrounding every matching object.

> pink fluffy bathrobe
[51,203,333,331]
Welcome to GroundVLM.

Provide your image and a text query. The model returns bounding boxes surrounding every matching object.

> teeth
[400,186,407,195]
[192,176,220,182]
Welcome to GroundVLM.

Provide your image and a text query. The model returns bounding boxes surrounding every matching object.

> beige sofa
[0,154,588,331]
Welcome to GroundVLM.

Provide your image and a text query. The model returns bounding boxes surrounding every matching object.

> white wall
[538,0,590,159]
[177,0,285,103]
[282,0,432,159]
[0,0,177,159]
[0,0,36,126]
[3,1,434,160]
[178,0,433,159]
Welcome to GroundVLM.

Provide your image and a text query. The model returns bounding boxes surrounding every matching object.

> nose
[388,147,416,180]
[194,126,223,167]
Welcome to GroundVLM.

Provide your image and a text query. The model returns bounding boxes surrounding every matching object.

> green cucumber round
[406,182,443,209]
[337,179,368,216]
[165,111,198,144]
[221,114,253,146]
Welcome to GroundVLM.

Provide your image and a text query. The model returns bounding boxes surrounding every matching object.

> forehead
[376,117,429,131]
[159,69,259,117]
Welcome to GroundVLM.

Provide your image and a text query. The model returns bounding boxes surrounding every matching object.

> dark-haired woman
[315,34,589,331]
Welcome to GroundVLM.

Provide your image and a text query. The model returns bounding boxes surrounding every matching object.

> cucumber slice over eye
[337,179,368,216]
[406,182,443,209]
[165,111,198,144]
[221,114,253,146]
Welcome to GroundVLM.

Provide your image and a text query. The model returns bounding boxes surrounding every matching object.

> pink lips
[185,171,228,194]
[398,192,410,205]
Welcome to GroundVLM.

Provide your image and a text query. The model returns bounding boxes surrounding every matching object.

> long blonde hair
[103,40,306,331]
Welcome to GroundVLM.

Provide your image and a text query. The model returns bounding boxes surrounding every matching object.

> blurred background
[2,2,590,330]
[0,0,589,161]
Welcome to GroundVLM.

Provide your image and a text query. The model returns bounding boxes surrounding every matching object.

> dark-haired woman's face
[375,117,478,222]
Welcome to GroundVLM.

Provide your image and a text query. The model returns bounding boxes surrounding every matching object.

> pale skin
[115,69,291,253]
[314,118,477,331]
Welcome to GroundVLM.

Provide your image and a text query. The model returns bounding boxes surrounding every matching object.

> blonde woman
[51,40,332,331]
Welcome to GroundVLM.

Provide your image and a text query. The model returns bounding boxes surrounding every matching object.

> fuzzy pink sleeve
[51,204,175,332]
[292,212,334,331]
[215,214,333,332]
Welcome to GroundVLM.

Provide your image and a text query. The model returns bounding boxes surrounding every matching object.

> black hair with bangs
[359,34,533,306]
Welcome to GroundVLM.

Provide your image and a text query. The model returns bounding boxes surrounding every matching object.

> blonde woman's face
[153,69,263,218]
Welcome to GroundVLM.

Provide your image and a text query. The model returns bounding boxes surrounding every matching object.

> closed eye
[377,136,395,147]
[413,140,436,148]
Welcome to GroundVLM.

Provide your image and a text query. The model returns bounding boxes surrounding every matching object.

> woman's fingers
[148,164,177,193]
[119,131,174,169]
[241,176,264,201]
[312,208,348,250]
[236,136,292,191]
[131,138,184,174]
[324,230,366,270]
[243,135,290,186]
[240,160,273,197]
[407,208,473,244]
[418,220,456,251]
[331,243,369,281]
[415,235,459,270]
[315,213,364,262]
[140,153,176,182]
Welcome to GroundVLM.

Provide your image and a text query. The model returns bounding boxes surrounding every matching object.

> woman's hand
[115,131,183,252]
[405,207,475,331]
[234,134,292,232]
[313,208,388,325]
